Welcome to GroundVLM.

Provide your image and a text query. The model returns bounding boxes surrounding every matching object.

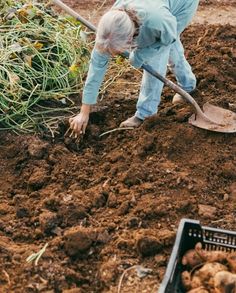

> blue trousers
[135,0,199,120]
[135,38,196,119]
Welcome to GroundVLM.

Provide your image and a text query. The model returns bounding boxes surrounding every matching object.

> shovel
[53,0,236,133]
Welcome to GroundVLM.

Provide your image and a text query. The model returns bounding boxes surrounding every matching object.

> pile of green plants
[0,0,91,134]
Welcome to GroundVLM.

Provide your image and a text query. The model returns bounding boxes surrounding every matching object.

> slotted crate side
[158,218,236,293]
[158,219,202,293]
[202,227,236,250]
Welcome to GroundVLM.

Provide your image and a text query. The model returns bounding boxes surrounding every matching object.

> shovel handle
[53,0,208,119]
[142,64,204,114]
[53,0,97,32]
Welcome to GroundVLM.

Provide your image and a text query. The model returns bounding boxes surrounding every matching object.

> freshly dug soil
[0,1,235,292]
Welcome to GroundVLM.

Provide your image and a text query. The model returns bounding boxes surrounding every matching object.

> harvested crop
[0,0,91,133]
[182,242,228,268]
[195,262,228,286]
[182,245,204,268]
[181,243,236,292]
[181,270,199,291]
[181,262,228,291]
[227,254,236,273]
[195,243,229,264]
[214,271,236,292]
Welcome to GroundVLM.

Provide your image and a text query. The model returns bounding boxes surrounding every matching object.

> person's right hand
[69,104,91,136]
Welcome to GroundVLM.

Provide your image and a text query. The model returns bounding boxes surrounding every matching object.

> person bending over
[69,0,199,135]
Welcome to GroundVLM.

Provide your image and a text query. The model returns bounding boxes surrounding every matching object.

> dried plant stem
[99,127,134,137]
[117,265,138,293]
[26,243,48,266]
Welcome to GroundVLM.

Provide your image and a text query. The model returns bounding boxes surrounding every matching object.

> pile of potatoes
[181,242,236,292]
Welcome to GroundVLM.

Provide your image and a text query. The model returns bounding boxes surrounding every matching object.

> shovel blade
[189,103,236,133]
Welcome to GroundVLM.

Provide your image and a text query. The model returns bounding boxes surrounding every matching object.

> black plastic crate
[159,218,236,293]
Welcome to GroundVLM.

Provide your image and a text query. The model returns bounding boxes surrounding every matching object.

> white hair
[95,9,135,54]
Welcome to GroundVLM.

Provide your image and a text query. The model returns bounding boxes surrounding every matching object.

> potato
[182,262,228,291]
[214,271,236,293]
[182,271,192,290]
[195,243,228,264]
[182,247,204,267]
[181,244,236,292]
[198,262,228,291]
[227,254,236,273]
[195,262,228,283]
[182,243,228,268]
[191,274,204,289]
[182,270,203,290]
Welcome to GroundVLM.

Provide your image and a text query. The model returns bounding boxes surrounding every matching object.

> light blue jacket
[82,0,199,105]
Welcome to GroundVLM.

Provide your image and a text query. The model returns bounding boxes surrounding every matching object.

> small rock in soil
[223,193,229,201]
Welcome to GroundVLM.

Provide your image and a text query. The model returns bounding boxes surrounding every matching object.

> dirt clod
[136,235,162,257]
[64,227,96,256]
[39,210,60,234]
[27,137,49,159]
[198,204,217,219]
[28,166,49,190]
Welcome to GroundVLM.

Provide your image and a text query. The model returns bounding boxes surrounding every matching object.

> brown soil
[0,1,236,292]
[55,0,236,26]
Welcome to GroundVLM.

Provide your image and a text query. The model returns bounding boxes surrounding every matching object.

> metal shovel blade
[189,103,236,133]
[140,64,236,134]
